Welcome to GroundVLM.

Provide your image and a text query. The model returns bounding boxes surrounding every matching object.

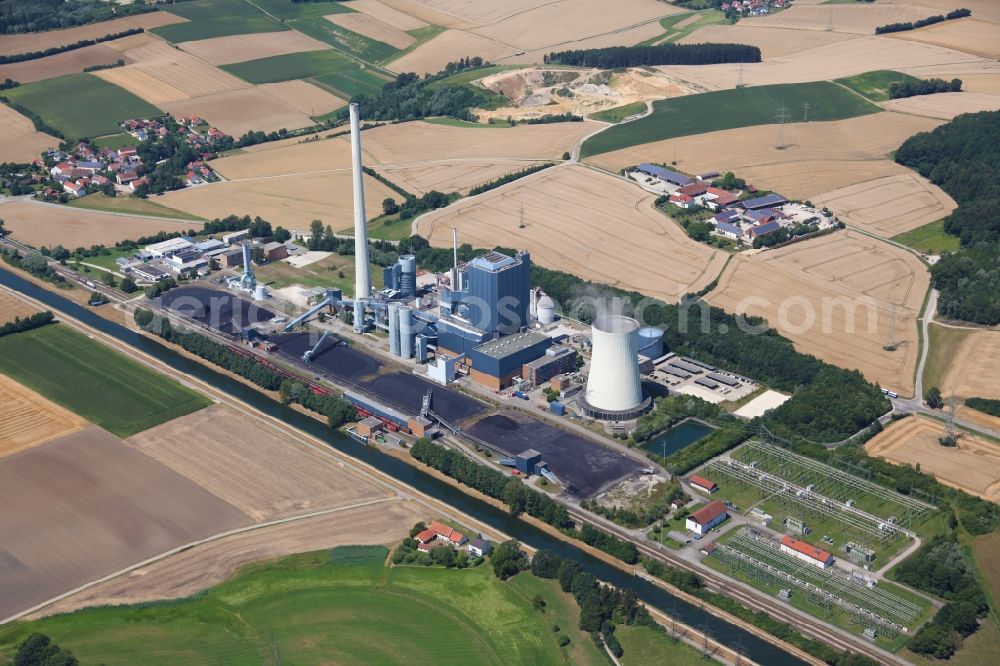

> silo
[399,305,414,359]
[584,315,642,415]
[637,327,664,359]
[388,302,401,357]
[399,254,416,298]
[537,293,556,325]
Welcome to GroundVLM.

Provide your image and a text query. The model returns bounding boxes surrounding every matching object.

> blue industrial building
[383,254,417,298]
[468,330,551,390]
[441,250,531,339]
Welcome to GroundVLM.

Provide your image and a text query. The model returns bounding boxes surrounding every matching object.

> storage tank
[637,327,664,359]
[398,305,414,360]
[537,293,556,325]
[253,284,268,301]
[584,315,643,415]
[399,254,416,298]
[388,302,401,357]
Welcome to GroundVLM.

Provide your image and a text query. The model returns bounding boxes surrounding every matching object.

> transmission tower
[946,396,959,443]
[735,61,745,88]
[518,202,525,228]
[883,304,897,351]
[827,7,834,32]
[775,105,787,149]
[803,101,810,122]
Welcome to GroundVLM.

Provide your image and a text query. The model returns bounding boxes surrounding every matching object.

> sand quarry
[812,172,956,238]
[941,330,1000,400]
[586,112,943,200]
[476,67,695,121]
[0,425,251,621]
[866,416,1000,502]
[707,230,929,396]
[0,200,195,249]
[0,371,88,460]
[416,165,728,303]
[0,105,58,164]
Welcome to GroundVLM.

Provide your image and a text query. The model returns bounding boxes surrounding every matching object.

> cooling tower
[583,315,646,419]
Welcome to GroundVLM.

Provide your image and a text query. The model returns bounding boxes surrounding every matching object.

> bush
[0,310,53,338]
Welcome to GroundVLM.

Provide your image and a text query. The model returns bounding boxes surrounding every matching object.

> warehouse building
[468,330,551,390]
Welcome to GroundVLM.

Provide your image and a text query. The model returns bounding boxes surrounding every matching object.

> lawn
[68,193,204,222]
[0,546,567,665]
[638,9,727,46]
[892,219,961,254]
[223,49,356,84]
[287,15,399,64]
[423,116,511,128]
[2,74,162,139]
[588,101,648,123]
[580,81,881,157]
[0,324,210,438]
[922,322,972,392]
[92,133,137,150]
[150,0,287,43]
[312,65,394,98]
[835,70,924,102]
[255,255,384,295]
[617,625,713,666]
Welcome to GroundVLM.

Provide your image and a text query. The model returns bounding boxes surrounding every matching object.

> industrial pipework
[350,102,371,333]
[282,288,342,332]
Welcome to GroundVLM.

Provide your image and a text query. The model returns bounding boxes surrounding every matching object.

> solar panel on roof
[662,367,691,379]
[695,378,719,389]
[707,373,739,387]
[670,360,703,374]
[682,357,715,371]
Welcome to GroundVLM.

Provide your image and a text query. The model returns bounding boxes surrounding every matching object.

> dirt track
[0,426,251,621]
[866,416,1000,501]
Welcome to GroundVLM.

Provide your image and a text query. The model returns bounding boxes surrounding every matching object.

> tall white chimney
[350,102,370,332]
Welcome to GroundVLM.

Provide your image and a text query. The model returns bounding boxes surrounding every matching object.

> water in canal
[0,267,805,666]
[641,419,717,458]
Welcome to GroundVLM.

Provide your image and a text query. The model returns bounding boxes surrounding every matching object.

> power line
[775,105,787,150]
[735,61,744,88]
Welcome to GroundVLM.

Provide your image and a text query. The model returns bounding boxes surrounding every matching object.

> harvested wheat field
[957,73,1000,96]
[812,173,956,237]
[0,200,195,249]
[678,24,854,60]
[941,330,1000,400]
[742,4,940,34]
[161,87,315,135]
[127,405,391,522]
[0,290,38,322]
[327,12,416,49]
[209,135,354,179]
[388,29,512,75]
[416,165,727,303]
[105,40,247,103]
[0,372,88,460]
[345,0,429,30]
[360,119,598,164]
[0,12,185,57]
[499,23,670,67]
[378,159,552,195]
[866,416,1000,501]
[161,170,395,230]
[0,426,250,621]
[881,91,1000,119]
[658,37,998,91]
[0,105,58,163]
[708,230,929,395]
[0,44,124,84]
[890,17,1000,59]
[959,406,1000,434]
[177,31,330,65]
[586,112,942,200]
[882,0,1000,23]
[32,498,426,617]
[258,80,346,116]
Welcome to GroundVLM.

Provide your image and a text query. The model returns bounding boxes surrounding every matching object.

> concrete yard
[734,390,791,419]
[467,411,644,498]
[157,286,275,336]
[0,426,251,621]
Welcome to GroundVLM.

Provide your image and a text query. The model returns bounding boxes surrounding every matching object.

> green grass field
[92,133,137,150]
[0,546,568,665]
[223,49,356,84]
[617,625,712,666]
[0,324,209,437]
[589,101,648,123]
[312,65,394,98]
[580,81,881,158]
[68,193,204,221]
[922,322,973,391]
[892,219,961,254]
[151,0,287,43]
[835,70,924,102]
[256,255,383,295]
[2,74,162,139]
[288,16,399,64]
[638,10,727,46]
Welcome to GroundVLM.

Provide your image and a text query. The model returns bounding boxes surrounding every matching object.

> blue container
[550,401,566,416]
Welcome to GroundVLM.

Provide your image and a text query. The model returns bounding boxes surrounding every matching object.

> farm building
[689,474,718,494]
[686,500,728,536]
[715,221,744,240]
[468,538,492,558]
[636,163,694,187]
[736,193,787,211]
[780,535,834,569]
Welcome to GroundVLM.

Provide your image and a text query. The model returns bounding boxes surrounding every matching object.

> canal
[0,267,805,665]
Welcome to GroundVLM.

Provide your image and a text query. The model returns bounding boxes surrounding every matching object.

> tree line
[875,8,971,34]
[889,77,961,99]
[0,97,64,139]
[133,309,355,429]
[895,111,1000,324]
[1,245,66,285]
[0,27,144,64]
[544,43,761,68]
[468,163,554,196]
[965,397,1000,417]
[1,0,155,34]
[0,310,54,338]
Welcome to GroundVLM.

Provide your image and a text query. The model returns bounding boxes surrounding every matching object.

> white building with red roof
[780,535,834,569]
[686,500,728,536]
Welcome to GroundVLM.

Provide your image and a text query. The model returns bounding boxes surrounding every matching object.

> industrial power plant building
[582,315,650,420]
[467,330,551,391]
